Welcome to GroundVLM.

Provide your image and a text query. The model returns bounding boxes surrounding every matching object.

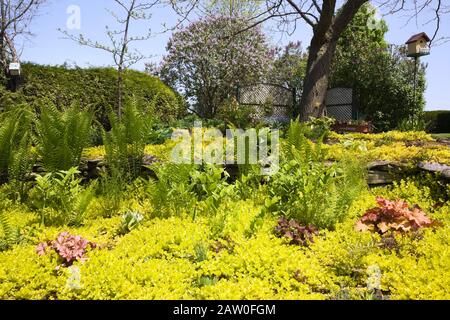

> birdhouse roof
[406,32,430,44]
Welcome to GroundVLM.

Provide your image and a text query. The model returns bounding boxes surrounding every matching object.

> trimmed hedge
[0,63,185,124]
[424,111,450,133]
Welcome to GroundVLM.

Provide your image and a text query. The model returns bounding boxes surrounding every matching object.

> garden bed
[1,129,449,300]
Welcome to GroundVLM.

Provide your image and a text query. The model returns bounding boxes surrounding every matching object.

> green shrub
[424,110,450,133]
[216,98,255,129]
[397,114,428,132]
[307,116,335,140]
[12,63,185,126]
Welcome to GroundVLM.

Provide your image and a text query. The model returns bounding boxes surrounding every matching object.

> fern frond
[0,208,19,250]
[35,101,93,172]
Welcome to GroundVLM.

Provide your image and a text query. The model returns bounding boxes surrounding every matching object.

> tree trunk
[117,66,123,119]
[0,0,6,73]
[296,0,368,120]
[299,33,338,120]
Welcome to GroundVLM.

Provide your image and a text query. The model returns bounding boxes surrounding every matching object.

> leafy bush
[34,102,93,172]
[16,63,185,126]
[216,98,255,129]
[356,197,434,234]
[29,167,95,226]
[307,116,335,140]
[424,110,450,133]
[330,5,426,131]
[189,165,230,213]
[397,114,429,132]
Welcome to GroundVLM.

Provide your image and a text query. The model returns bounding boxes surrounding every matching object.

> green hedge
[424,111,450,133]
[0,63,185,124]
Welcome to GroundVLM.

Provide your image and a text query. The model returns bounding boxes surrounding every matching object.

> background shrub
[4,63,185,126]
[424,111,450,133]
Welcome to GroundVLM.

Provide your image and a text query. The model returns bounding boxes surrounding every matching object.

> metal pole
[413,56,418,116]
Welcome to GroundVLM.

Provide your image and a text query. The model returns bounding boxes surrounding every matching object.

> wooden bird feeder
[406,32,430,58]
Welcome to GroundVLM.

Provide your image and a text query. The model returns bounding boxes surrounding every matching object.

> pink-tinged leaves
[275,217,318,246]
[36,232,97,267]
[356,197,435,235]
[36,242,49,256]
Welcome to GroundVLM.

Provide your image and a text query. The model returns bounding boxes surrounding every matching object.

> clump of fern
[8,132,36,202]
[267,118,366,230]
[103,99,154,182]
[28,167,95,226]
[146,162,196,218]
[0,197,21,251]
[0,106,33,184]
[34,101,93,172]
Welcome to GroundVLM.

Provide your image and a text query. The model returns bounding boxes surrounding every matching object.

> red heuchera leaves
[275,217,318,246]
[36,232,97,267]
[356,197,434,234]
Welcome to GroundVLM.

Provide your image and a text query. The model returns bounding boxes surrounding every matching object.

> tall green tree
[330,4,426,131]
[271,41,307,102]
[196,0,445,119]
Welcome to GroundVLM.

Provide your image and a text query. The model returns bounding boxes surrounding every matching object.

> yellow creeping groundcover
[1,179,449,299]
[1,130,450,300]
[82,131,450,165]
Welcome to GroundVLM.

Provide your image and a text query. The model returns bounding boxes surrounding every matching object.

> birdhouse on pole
[406,32,430,57]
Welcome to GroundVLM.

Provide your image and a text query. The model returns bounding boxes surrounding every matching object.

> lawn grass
[432,133,450,139]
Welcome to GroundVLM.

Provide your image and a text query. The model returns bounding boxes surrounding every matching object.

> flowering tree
[159,16,273,118]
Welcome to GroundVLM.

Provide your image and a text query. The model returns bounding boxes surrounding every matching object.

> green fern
[0,201,20,251]
[269,118,366,230]
[103,99,154,180]
[34,101,93,172]
[8,131,36,201]
[0,106,33,182]
[146,163,196,218]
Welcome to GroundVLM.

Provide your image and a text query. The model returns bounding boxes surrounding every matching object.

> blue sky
[19,0,450,111]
